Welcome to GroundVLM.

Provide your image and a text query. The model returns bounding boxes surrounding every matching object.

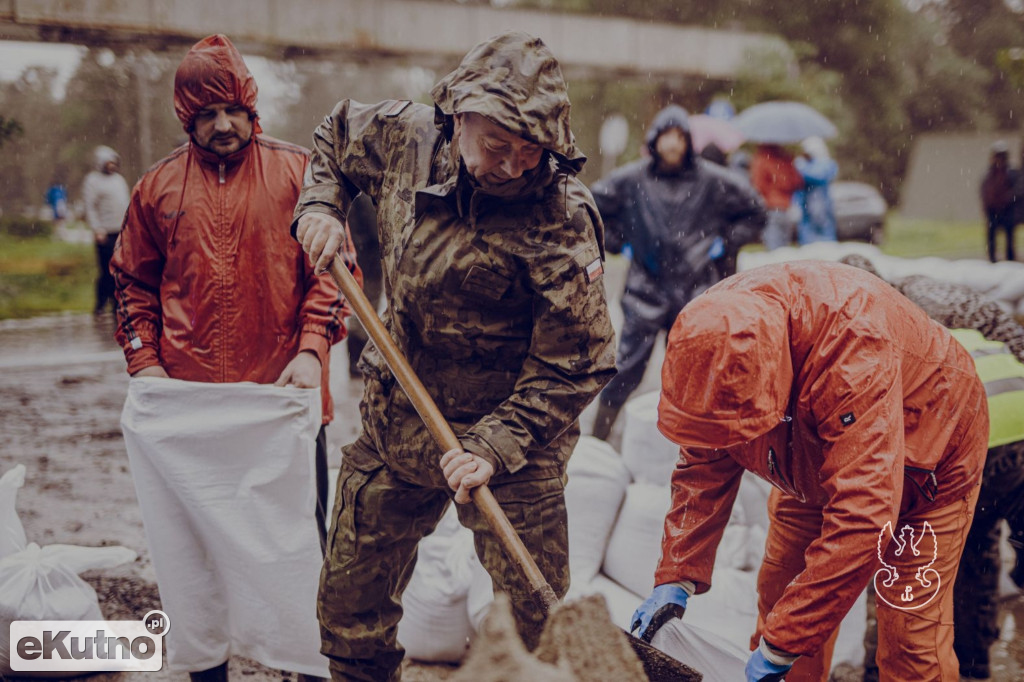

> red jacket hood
[659,288,793,448]
[173,34,262,135]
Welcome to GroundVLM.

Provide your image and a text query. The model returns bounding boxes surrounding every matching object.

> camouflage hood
[431,31,586,173]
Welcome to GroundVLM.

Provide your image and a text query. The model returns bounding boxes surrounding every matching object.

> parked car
[831,180,887,244]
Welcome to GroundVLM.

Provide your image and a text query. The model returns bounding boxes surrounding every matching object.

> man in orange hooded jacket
[111,34,353,682]
[630,261,987,681]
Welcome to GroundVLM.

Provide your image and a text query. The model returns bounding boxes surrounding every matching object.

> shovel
[328,256,701,682]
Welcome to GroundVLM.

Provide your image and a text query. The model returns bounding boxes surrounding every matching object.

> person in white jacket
[81,145,130,315]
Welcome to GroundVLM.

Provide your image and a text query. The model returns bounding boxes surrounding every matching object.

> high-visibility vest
[950,328,1024,448]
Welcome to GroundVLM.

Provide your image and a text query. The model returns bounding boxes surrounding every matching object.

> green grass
[879,215,994,261]
[0,233,95,319]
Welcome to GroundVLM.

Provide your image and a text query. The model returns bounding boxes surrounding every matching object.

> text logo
[10,610,169,673]
[873,521,941,611]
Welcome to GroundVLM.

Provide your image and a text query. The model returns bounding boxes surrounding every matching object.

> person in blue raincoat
[793,136,838,245]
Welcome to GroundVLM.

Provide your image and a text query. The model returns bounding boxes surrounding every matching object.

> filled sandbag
[579,573,644,631]
[565,436,631,584]
[620,392,680,485]
[0,543,137,677]
[0,465,27,560]
[739,244,1024,313]
[601,482,672,597]
[649,618,748,682]
[398,506,476,662]
[831,587,867,667]
[466,552,494,635]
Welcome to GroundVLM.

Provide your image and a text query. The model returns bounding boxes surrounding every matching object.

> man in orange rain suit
[630,261,987,681]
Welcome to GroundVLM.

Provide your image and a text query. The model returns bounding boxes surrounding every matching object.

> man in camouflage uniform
[292,31,617,681]
[841,254,1024,681]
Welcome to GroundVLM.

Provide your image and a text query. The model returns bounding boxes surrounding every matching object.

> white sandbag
[397,506,476,662]
[120,378,328,677]
[601,483,672,596]
[580,573,644,631]
[832,587,867,667]
[649,618,748,682]
[583,572,752,682]
[737,241,882,273]
[621,392,680,485]
[565,436,631,584]
[684,567,759,648]
[466,552,494,635]
[0,464,27,560]
[0,542,137,677]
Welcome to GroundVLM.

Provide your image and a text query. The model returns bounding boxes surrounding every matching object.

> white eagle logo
[873,520,941,611]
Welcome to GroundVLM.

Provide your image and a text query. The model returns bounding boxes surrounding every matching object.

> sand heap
[452,593,667,682]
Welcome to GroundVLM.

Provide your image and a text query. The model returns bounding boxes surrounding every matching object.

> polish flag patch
[585,258,604,284]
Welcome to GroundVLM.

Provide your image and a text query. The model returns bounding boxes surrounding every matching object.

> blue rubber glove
[629,584,688,642]
[745,647,792,681]
[707,236,726,260]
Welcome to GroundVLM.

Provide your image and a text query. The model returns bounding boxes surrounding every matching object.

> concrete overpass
[0,0,791,80]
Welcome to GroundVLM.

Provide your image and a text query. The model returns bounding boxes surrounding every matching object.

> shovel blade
[623,629,703,682]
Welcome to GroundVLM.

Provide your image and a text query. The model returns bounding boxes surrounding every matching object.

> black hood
[644,104,694,168]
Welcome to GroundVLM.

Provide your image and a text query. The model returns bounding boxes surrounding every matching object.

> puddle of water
[0,312,121,364]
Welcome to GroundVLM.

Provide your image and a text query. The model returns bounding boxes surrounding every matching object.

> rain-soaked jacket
[592,105,765,315]
[750,144,803,210]
[655,261,988,656]
[293,31,616,484]
[112,34,349,422]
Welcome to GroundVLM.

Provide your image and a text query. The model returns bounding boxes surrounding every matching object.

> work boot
[591,402,622,442]
[189,661,228,682]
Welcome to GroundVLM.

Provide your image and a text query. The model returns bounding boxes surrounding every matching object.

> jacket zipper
[218,162,225,184]
[768,447,776,474]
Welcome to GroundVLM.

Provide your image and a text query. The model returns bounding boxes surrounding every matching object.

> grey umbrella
[733,101,837,144]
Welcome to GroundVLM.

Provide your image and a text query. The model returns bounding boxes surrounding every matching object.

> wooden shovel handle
[328,257,558,612]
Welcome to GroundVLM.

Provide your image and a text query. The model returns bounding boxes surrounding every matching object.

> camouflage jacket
[294,35,616,485]
[894,274,1024,364]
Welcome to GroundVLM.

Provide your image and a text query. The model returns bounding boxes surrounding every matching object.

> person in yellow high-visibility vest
[839,254,1024,681]
[947,329,1024,681]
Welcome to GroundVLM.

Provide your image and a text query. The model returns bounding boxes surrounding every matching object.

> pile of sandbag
[738,241,1024,317]
[388,391,868,679]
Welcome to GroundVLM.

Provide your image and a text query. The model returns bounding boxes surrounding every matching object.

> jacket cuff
[298,331,331,368]
[459,419,527,477]
[124,341,161,376]
[291,195,346,239]
[458,437,504,478]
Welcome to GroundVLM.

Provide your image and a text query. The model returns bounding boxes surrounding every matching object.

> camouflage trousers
[317,433,569,682]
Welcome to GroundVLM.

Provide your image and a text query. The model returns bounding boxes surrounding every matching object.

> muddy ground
[1,304,1022,681]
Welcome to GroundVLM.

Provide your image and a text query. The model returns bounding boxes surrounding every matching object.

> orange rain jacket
[112,35,351,422]
[655,261,987,656]
[750,145,803,210]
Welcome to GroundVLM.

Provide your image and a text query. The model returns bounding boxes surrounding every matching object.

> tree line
[1,0,1020,216]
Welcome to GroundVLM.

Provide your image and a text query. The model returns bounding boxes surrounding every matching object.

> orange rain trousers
[754,484,981,682]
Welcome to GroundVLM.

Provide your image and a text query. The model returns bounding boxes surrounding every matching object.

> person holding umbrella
[793,136,838,245]
[735,101,838,251]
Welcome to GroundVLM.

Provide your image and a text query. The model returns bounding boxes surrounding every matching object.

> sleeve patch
[585,257,604,284]
[840,412,856,426]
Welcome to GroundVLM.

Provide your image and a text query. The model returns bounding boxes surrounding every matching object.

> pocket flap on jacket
[460,265,512,300]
